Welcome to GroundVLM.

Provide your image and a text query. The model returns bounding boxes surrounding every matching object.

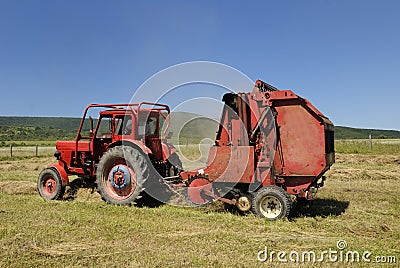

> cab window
[96,116,112,138]
[115,115,133,136]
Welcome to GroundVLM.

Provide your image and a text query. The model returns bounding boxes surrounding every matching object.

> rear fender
[50,164,69,186]
[109,140,152,155]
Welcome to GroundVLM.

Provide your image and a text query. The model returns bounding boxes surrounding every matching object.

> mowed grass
[0,141,399,267]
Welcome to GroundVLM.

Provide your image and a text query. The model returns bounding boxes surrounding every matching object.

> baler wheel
[223,190,253,214]
[37,168,65,200]
[236,192,253,212]
[252,186,292,220]
[96,146,149,205]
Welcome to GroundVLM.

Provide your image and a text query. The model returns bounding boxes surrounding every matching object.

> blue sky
[0,0,399,130]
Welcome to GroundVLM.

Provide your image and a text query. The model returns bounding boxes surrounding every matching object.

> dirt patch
[0,181,36,195]
[158,230,207,238]
[31,242,98,256]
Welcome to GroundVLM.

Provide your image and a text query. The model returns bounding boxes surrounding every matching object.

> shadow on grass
[193,198,350,219]
[293,198,350,218]
[63,178,170,207]
[135,192,166,208]
[62,180,349,220]
[63,177,96,201]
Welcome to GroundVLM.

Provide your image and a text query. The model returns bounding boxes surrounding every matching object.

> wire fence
[0,145,55,158]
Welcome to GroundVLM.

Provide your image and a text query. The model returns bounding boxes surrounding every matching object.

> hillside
[334,126,400,139]
[167,112,219,144]
[0,116,399,142]
[0,117,82,130]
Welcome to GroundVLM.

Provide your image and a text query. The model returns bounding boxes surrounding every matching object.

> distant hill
[0,116,399,142]
[335,126,400,139]
[0,116,81,130]
[166,112,219,144]
[0,116,81,142]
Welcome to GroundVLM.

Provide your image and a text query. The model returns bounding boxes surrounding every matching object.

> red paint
[41,176,56,196]
[187,178,214,205]
[50,164,69,186]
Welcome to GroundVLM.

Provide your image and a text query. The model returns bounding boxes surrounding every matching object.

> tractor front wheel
[37,168,65,200]
[252,186,292,220]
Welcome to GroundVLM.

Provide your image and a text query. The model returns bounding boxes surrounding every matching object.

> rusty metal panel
[205,146,254,183]
[275,104,325,176]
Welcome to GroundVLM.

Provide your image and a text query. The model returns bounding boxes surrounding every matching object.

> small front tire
[37,168,65,200]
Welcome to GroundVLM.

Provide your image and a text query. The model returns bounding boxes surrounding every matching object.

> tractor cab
[54,103,173,178]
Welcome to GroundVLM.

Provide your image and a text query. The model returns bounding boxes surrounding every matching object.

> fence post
[10,144,12,157]
[369,134,372,151]
[36,144,38,157]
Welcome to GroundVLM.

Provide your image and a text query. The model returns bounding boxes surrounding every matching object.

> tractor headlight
[54,150,61,160]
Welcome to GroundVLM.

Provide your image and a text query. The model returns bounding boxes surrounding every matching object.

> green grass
[335,139,400,155]
[0,143,399,267]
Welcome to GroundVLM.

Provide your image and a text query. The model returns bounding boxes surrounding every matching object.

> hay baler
[178,80,335,219]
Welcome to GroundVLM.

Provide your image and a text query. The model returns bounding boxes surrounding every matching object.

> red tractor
[38,80,335,220]
[37,102,181,205]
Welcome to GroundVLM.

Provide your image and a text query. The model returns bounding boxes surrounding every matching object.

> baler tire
[96,146,149,205]
[223,190,253,214]
[37,168,65,200]
[252,186,292,220]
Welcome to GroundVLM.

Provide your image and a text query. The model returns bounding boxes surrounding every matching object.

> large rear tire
[37,168,65,200]
[96,146,149,205]
[252,186,292,220]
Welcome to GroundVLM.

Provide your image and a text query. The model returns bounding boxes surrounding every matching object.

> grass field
[0,141,399,267]
[335,139,400,155]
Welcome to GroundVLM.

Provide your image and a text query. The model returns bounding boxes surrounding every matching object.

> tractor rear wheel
[252,186,292,220]
[37,168,65,200]
[96,146,149,205]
